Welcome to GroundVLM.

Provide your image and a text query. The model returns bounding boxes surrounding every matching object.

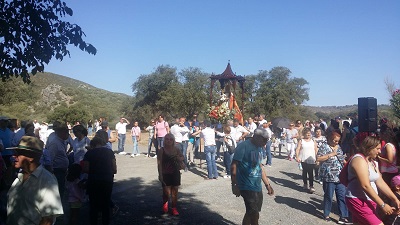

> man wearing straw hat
[6,136,63,225]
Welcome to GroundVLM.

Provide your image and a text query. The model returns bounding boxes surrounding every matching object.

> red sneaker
[171,207,179,216]
[162,202,168,213]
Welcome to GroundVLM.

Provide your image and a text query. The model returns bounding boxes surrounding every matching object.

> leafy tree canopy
[47,103,91,124]
[249,66,309,120]
[0,0,96,82]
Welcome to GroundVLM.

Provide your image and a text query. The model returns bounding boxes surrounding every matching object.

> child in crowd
[215,125,236,179]
[66,163,86,225]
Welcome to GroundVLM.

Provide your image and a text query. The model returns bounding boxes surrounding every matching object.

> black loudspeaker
[358,97,377,132]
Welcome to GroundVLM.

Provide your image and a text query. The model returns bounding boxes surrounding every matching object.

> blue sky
[45,1,400,106]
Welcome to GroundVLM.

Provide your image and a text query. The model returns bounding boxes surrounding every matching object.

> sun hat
[6,136,43,154]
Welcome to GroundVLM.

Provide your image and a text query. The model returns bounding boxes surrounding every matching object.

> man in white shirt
[246,117,257,138]
[258,114,268,128]
[231,119,249,145]
[201,121,218,179]
[171,118,190,171]
[115,117,130,154]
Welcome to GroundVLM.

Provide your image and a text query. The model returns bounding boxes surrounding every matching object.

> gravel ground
[57,139,345,225]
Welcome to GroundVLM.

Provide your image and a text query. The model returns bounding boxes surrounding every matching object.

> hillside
[0,72,132,123]
[0,72,395,125]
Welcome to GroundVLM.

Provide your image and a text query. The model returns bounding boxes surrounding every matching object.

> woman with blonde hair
[157,133,184,216]
[345,136,400,225]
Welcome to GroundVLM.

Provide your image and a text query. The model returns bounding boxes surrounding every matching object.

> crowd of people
[1,113,400,225]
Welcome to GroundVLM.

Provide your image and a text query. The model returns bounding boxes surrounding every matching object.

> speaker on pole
[358,97,377,132]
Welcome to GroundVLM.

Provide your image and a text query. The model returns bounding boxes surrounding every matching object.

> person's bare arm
[352,157,395,215]
[230,160,241,197]
[261,164,274,195]
[378,144,396,164]
[295,140,302,162]
[375,170,400,210]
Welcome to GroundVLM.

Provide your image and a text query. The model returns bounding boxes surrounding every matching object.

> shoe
[338,218,352,224]
[303,184,308,190]
[266,165,272,168]
[223,175,231,179]
[162,202,168,213]
[136,153,141,156]
[118,152,126,155]
[213,177,218,180]
[324,217,331,222]
[130,155,135,158]
[309,186,315,194]
[171,207,179,216]
[152,155,157,158]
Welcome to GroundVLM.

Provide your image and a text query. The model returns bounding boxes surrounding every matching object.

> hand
[266,184,274,196]
[232,184,241,197]
[296,158,301,163]
[381,203,395,215]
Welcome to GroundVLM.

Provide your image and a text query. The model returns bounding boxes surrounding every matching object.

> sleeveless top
[380,143,398,174]
[346,154,379,200]
[299,139,316,164]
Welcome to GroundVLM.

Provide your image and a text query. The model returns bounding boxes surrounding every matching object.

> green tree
[47,104,91,124]
[1,0,96,82]
[250,67,309,120]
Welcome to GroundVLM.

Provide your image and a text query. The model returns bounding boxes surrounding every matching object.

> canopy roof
[210,62,245,83]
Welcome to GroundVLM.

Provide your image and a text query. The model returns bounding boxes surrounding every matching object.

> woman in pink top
[131,121,141,157]
[155,115,170,154]
[378,124,399,186]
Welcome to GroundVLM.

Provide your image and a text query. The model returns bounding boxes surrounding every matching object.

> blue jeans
[118,134,126,153]
[323,181,349,218]
[216,141,222,158]
[223,151,234,175]
[204,145,218,178]
[132,136,139,155]
[157,137,165,150]
[265,140,272,165]
[181,141,188,166]
[147,138,157,155]
[194,137,200,157]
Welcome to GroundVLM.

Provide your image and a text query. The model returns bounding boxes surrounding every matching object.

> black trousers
[88,180,113,225]
[301,162,315,187]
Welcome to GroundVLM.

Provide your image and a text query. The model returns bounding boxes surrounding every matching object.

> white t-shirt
[201,127,216,146]
[115,122,128,135]
[230,125,248,142]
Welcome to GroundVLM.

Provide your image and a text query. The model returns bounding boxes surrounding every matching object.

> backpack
[339,154,367,186]
[225,136,236,154]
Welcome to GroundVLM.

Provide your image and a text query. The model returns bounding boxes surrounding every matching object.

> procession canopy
[209,62,245,125]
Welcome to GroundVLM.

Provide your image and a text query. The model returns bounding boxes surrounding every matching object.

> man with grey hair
[231,128,274,225]
[7,136,63,224]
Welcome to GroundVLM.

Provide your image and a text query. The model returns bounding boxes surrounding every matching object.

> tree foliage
[0,0,96,82]
[128,65,311,125]
[47,103,91,124]
[249,67,309,120]
[128,65,210,124]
